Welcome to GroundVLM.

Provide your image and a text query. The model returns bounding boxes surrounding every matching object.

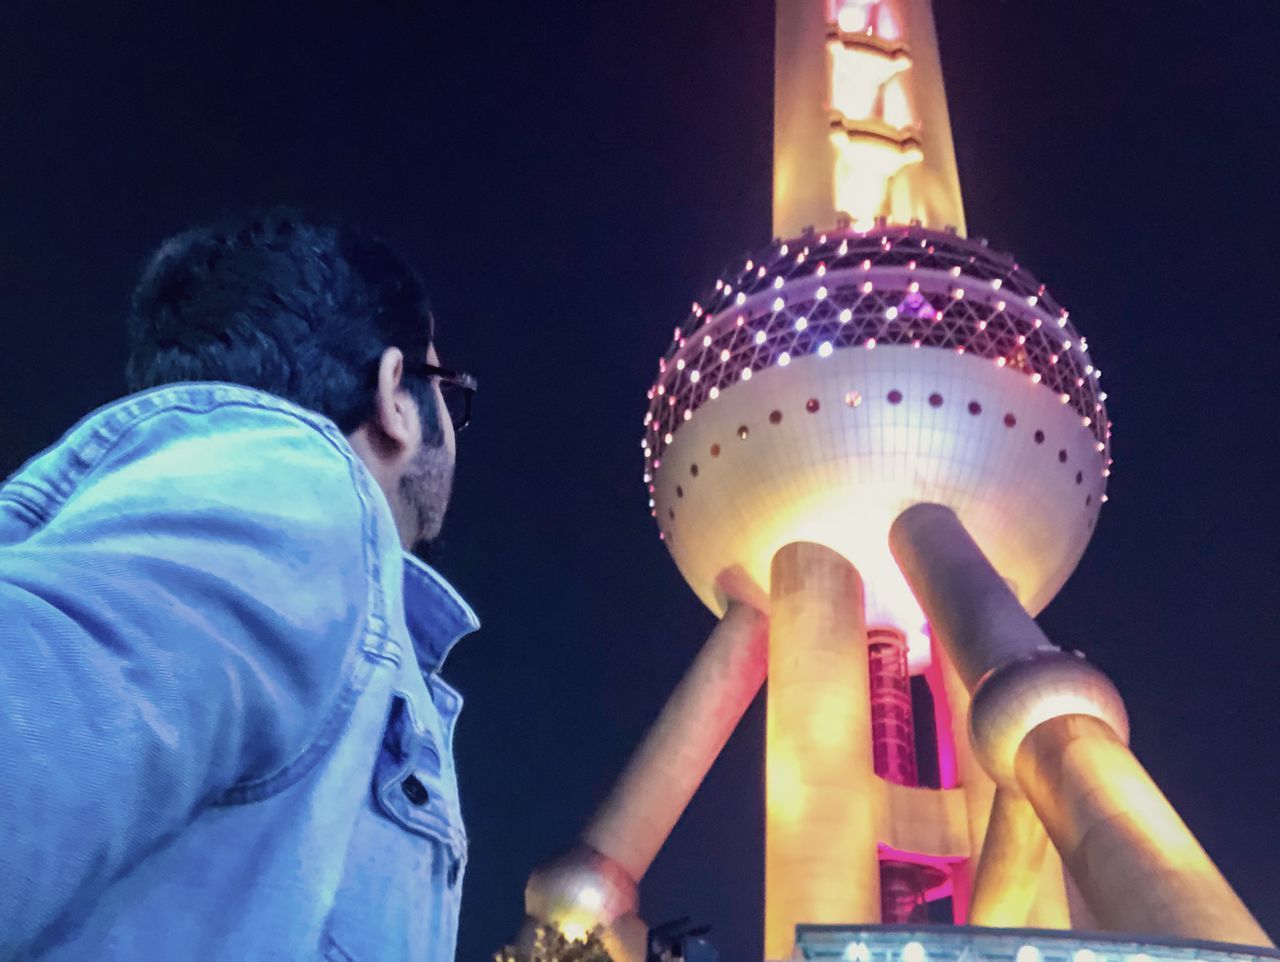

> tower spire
[773,0,966,237]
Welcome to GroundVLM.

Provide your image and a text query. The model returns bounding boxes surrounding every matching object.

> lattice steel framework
[642,226,1111,479]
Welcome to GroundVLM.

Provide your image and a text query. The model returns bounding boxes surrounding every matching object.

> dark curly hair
[125,207,439,438]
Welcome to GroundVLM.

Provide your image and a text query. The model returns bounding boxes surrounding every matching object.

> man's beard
[398,439,454,559]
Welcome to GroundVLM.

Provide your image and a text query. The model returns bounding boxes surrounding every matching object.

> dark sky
[2,2,1278,958]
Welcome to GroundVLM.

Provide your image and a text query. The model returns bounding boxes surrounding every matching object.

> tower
[522,3,1274,960]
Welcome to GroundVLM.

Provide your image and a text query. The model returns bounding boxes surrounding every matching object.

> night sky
[2,3,1278,959]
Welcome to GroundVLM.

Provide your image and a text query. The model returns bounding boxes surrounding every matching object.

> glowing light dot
[996,357,1007,367]
[908,281,920,293]
[902,941,927,962]
[950,266,962,277]
[840,308,853,323]
[992,278,1003,289]
[755,330,767,345]
[683,410,692,421]
[816,286,828,300]
[795,316,808,331]
[657,385,665,396]
[817,264,827,277]
[1060,393,1071,404]
[1099,391,1108,400]
[1031,373,1043,383]
[703,335,712,347]
[952,287,965,299]
[866,338,877,350]
[676,359,685,370]
[1083,416,1092,426]
[1016,947,1041,962]
[885,306,899,320]
[720,349,731,362]
[845,943,871,962]
[1027,295,1039,306]
[1058,316,1068,328]
[579,886,603,911]
[818,341,834,358]
[773,297,785,311]
[773,276,784,290]
[663,433,673,444]
[844,390,862,407]
[741,367,752,381]
[995,301,1006,311]
[1063,340,1073,350]
[745,260,753,271]
[757,266,766,278]
[778,352,791,367]
[709,386,720,399]
[861,281,873,293]
[779,243,789,255]
[839,240,849,254]
[689,370,700,383]
[1097,442,1106,452]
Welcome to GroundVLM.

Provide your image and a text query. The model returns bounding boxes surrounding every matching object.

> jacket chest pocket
[374,691,468,873]
[322,691,467,961]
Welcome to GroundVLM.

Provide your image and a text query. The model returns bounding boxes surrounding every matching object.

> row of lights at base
[844,945,1170,962]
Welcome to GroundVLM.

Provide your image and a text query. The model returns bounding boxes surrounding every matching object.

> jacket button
[401,774,429,806]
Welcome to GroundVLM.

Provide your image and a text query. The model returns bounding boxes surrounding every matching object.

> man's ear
[372,346,418,449]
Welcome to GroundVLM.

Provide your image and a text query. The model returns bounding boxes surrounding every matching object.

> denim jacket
[0,382,479,961]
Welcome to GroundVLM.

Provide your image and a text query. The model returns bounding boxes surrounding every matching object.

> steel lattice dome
[643,226,1111,669]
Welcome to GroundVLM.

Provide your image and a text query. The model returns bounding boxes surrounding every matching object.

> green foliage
[495,923,616,962]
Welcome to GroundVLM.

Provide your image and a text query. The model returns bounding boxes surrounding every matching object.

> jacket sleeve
[0,405,381,951]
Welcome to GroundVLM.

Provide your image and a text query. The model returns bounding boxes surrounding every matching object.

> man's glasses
[404,362,477,433]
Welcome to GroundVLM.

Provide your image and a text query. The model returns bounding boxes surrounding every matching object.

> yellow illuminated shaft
[765,542,879,959]
[773,0,966,237]
[890,503,1272,945]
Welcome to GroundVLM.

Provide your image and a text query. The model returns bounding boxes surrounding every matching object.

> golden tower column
[524,604,768,957]
[774,0,966,238]
[889,503,1273,946]
[766,542,879,959]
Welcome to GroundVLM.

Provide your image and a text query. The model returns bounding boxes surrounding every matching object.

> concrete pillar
[889,503,1273,946]
[1016,715,1273,945]
[927,641,996,922]
[773,0,966,237]
[582,602,769,882]
[525,604,768,957]
[968,788,1049,926]
[766,542,880,959]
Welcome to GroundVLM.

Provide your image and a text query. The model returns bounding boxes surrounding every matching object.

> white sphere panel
[656,347,1103,670]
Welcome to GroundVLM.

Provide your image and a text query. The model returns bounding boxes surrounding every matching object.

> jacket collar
[401,554,480,672]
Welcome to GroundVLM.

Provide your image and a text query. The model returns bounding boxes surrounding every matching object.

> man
[0,209,479,960]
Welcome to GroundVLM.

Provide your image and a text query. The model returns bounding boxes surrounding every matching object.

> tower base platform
[789,926,1279,962]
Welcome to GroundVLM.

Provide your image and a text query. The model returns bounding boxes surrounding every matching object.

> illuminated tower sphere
[521,1,1272,959]
[643,228,1110,670]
